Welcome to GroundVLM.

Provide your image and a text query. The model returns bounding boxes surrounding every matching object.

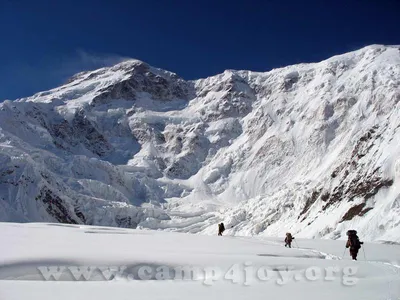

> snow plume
[58,49,134,84]
[0,44,399,242]
[74,49,133,70]
[0,50,134,101]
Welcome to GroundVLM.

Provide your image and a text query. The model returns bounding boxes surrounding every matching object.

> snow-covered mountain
[0,45,399,242]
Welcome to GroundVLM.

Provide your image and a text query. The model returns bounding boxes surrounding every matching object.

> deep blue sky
[1,0,399,100]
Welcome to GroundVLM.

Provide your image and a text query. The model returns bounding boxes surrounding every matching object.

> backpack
[347,230,361,249]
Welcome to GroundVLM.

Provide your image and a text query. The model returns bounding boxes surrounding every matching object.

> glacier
[1,222,399,300]
[0,45,399,242]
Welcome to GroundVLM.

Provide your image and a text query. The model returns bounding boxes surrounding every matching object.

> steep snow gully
[0,44,399,242]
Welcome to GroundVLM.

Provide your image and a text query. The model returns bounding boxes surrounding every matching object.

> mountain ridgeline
[0,45,399,242]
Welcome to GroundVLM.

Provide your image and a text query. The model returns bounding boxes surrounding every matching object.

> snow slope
[0,45,399,241]
[0,223,399,300]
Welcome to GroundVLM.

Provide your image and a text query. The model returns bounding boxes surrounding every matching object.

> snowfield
[0,223,399,300]
[0,44,399,243]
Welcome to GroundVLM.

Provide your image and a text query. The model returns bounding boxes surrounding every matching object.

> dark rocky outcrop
[36,187,80,224]
[299,189,321,217]
[51,110,113,157]
[339,203,374,223]
[91,61,191,105]
[322,126,393,211]
[115,215,137,228]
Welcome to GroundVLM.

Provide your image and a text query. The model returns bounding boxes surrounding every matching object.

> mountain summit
[1,45,399,242]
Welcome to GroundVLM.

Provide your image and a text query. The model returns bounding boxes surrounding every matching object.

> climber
[218,222,225,236]
[285,232,294,248]
[346,230,363,260]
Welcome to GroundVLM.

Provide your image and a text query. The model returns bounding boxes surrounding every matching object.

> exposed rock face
[91,61,192,105]
[36,187,79,224]
[0,45,399,242]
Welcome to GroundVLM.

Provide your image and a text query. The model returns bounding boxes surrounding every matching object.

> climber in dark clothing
[218,223,225,236]
[285,232,294,248]
[346,230,363,260]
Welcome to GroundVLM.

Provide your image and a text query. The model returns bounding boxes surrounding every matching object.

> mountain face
[0,45,399,242]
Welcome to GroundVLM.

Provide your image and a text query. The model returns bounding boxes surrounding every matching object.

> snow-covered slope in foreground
[0,223,399,300]
[0,45,399,241]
